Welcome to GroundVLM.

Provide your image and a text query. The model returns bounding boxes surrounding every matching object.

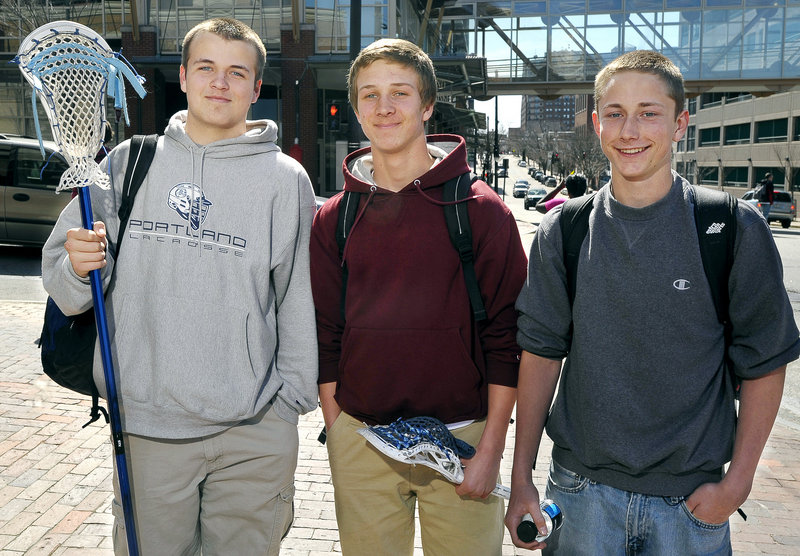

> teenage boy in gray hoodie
[41,18,318,555]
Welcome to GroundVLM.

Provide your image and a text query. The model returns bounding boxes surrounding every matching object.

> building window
[686,126,696,151]
[700,93,724,109]
[699,127,721,147]
[724,92,751,104]
[687,97,697,115]
[724,167,748,188]
[698,166,718,185]
[724,123,750,145]
[755,118,788,143]
[794,116,800,141]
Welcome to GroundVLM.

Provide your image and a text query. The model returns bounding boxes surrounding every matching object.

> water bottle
[517,499,563,543]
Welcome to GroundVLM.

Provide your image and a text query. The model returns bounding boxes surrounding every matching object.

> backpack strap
[559,192,597,308]
[691,185,737,330]
[336,191,361,322]
[692,185,739,399]
[115,134,158,254]
[443,172,487,322]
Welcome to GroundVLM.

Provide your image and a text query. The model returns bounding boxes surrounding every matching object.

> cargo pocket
[269,483,295,553]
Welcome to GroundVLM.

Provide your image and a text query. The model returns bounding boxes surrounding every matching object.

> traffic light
[328,102,340,131]
[552,152,559,164]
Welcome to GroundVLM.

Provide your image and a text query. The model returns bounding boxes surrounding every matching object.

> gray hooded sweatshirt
[42,111,319,439]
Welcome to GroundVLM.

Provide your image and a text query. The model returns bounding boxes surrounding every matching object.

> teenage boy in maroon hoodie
[310,39,527,555]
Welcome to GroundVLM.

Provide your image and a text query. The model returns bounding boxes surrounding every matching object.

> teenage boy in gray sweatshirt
[506,50,799,554]
[41,18,318,555]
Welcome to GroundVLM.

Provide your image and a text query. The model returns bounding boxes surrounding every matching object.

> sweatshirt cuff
[486,359,519,388]
[317,362,339,385]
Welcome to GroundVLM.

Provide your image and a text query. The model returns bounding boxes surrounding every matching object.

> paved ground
[1,300,799,555]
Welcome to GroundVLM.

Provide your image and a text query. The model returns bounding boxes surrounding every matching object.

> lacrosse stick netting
[14,21,146,191]
[357,416,511,499]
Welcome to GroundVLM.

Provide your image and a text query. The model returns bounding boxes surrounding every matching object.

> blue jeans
[543,459,731,556]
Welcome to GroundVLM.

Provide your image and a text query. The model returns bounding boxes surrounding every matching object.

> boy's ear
[591,111,601,137]
[672,109,689,142]
[423,103,434,122]
[179,65,187,93]
[252,79,262,104]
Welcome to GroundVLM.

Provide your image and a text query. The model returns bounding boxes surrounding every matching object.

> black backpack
[560,185,738,383]
[336,172,487,322]
[39,134,158,427]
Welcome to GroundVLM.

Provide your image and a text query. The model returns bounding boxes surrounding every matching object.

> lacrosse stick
[15,21,147,556]
[357,416,511,499]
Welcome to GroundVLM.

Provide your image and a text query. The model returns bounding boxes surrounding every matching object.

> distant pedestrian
[535,174,588,213]
[758,172,775,219]
[506,50,800,555]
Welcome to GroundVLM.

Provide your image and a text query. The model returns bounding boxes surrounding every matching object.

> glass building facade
[0,0,798,189]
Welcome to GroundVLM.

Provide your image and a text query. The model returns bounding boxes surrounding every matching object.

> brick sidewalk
[1,301,799,555]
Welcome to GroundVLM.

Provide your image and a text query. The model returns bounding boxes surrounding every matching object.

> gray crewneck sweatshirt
[42,111,319,438]
[516,173,799,496]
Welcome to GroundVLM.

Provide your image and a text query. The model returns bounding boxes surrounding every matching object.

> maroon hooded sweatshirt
[310,134,527,425]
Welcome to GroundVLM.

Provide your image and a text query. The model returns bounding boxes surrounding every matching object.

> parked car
[0,134,71,247]
[742,189,796,228]
[497,168,508,178]
[517,160,527,167]
[512,180,530,198]
[545,176,558,187]
[524,186,547,210]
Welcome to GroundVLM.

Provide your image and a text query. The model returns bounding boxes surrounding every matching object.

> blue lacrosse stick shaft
[77,187,139,556]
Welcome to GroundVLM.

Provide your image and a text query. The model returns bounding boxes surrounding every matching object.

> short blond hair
[182,18,266,80]
[595,50,685,119]
[348,39,437,112]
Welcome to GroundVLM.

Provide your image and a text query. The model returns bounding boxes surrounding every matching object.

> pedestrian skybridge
[423,1,800,99]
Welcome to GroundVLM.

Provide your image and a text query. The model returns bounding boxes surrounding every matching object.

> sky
[474,95,522,132]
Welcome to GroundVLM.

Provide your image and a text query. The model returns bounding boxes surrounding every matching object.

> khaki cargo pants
[327,411,505,556]
[112,403,297,556]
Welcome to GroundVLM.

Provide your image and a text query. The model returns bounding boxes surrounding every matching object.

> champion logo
[705,222,726,234]
[673,279,691,291]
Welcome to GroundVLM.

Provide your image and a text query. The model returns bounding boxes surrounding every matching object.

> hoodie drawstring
[411,176,484,207]
[340,175,483,266]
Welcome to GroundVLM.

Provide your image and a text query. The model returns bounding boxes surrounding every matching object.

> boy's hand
[505,481,549,550]
[65,221,107,278]
[457,445,501,499]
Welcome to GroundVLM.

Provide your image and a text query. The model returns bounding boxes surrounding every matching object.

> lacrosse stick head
[15,21,146,192]
[357,416,476,484]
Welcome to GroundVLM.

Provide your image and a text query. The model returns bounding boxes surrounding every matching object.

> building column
[281,24,319,193]
[120,26,162,138]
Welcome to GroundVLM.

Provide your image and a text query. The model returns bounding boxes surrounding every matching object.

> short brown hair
[595,50,685,119]
[348,39,437,112]
[182,18,266,81]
